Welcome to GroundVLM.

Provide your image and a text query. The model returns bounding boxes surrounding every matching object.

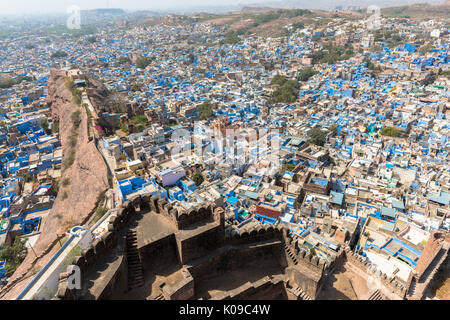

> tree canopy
[192,171,204,186]
[308,128,327,146]
[380,126,401,137]
[270,74,300,103]
[39,118,52,135]
[198,100,214,120]
[309,44,354,64]
[51,50,68,58]
[0,238,28,276]
[136,56,155,69]
[298,67,318,82]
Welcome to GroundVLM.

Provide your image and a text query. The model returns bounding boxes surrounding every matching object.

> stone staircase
[284,243,298,265]
[407,278,417,297]
[286,283,312,300]
[126,230,144,290]
[154,293,165,300]
[407,242,449,300]
[368,290,384,300]
[292,286,312,300]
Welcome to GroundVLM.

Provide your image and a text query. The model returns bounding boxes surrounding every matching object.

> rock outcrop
[0,69,108,299]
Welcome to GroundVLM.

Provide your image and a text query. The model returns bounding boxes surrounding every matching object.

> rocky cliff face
[0,69,109,299]
[85,77,110,113]
[47,69,109,231]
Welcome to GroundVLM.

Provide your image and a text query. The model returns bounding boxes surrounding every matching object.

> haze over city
[0,0,445,15]
[0,0,448,309]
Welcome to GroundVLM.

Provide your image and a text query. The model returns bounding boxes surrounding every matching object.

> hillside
[195,8,362,37]
[0,70,109,300]
[381,2,450,18]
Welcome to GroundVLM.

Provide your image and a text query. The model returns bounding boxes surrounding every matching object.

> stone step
[126,230,144,291]
[128,259,141,264]
[129,268,143,274]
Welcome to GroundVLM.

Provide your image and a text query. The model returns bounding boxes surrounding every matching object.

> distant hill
[81,8,126,16]
[239,0,443,10]
[193,8,362,37]
[381,2,450,18]
[240,6,276,13]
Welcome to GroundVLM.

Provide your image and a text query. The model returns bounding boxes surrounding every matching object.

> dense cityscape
[0,1,448,303]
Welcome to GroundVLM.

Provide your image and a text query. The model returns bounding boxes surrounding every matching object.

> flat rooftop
[136,212,177,248]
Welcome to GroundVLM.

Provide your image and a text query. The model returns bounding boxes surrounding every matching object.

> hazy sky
[0,0,443,15]
[0,0,265,15]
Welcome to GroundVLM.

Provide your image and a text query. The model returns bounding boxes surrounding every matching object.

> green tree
[271,75,299,103]
[20,170,33,183]
[52,120,59,134]
[283,163,295,171]
[421,73,436,86]
[71,110,82,128]
[298,67,318,82]
[419,44,434,55]
[364,58,375,70]
[221,31,241,44]
[131,115,148,126]
[93,206,108,223]
[271,74,288,86]
[117,56,131,65]
[308,128,327,146]
[131,83,142,92]
[64,77,74,90]
[198,100,214,120]
[39,119,51,135]
[192,171,204,187]
[136,56,154,69]
[292,22,304,30]
[380,126,401,137]
[0,238,28,276]
[71,87,82,105]
[329,123,338,136]
[51,50,68,58]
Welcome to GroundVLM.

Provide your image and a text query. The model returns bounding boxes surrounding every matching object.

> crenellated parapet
[227,224,285,246]
[210,275,286,300]
[343,247,408,298]
[175,203,215,229]
[55,224,121,299]
[284,232,334,275]
[148,195,216,230]
[55,205,135,299]
[160,268,194,300]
